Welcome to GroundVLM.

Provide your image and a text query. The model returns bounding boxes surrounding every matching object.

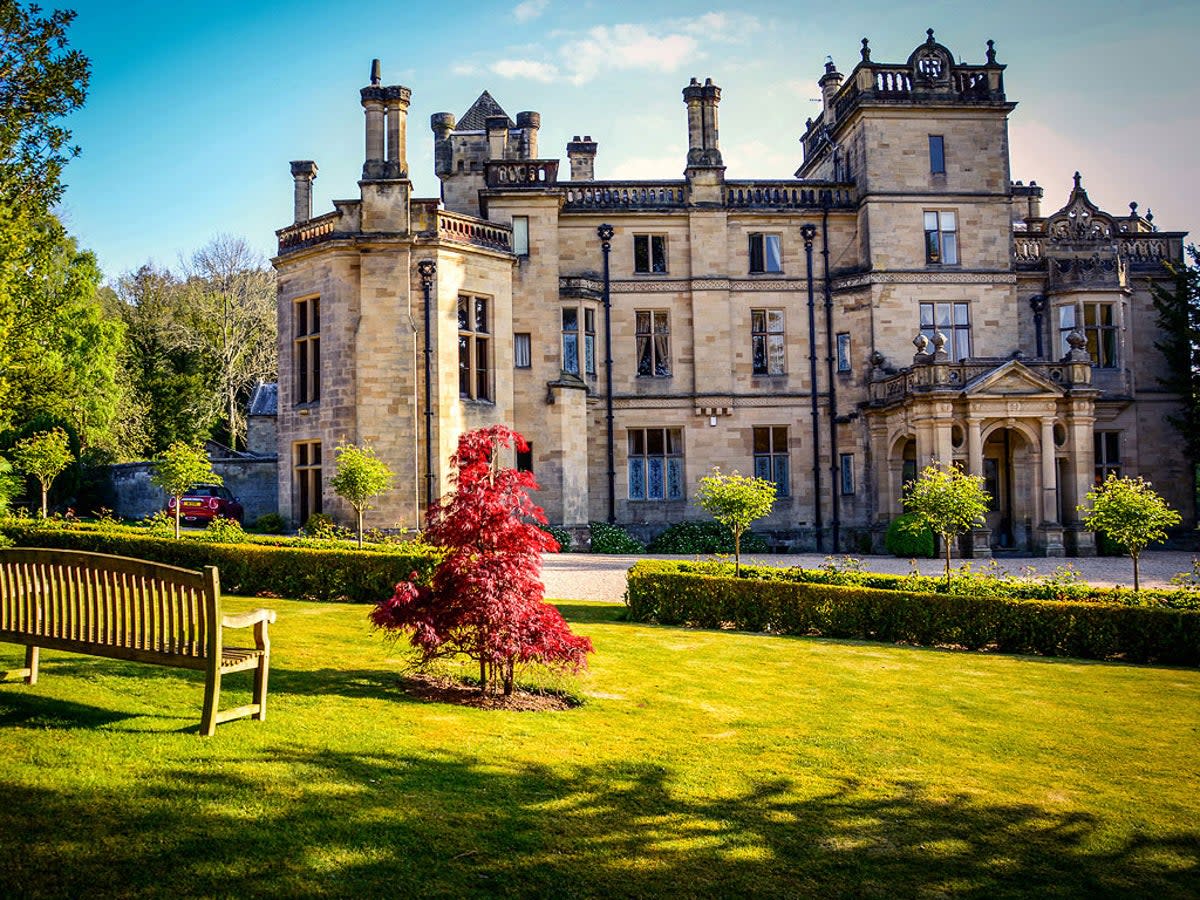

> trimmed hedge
[647,520,768,555]
[626,561,1200,665]
[0,523,440,602]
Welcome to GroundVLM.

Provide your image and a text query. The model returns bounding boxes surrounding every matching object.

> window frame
[840,453,855,495]
[919,301,972,361]
[1094,432,1121,484]
[514,332,531,369]
[635,309,672,377]
[748,233,783,274]
[836,332,852,373]
[294,296,321,405]
[293,440,323,525]
[751,308,786,376]
[511,215,529,257]
[633,233,668,275]
[923,210,959,265]
[1083,301,1119,369]
[752,426,790,498]
[928,134,946,175]
[458,294,493,402]
[627,427,685,501]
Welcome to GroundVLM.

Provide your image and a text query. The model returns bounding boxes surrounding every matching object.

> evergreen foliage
[10,427,73,517]
[902,463,990,586]
[331,442,394,548]
[695,468,776,575]
[1080,474,1182,592]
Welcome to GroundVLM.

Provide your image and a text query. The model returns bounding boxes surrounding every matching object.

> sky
[53,0,1200,281]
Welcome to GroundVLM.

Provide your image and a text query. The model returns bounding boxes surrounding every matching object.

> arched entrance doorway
[982,425,1036,552]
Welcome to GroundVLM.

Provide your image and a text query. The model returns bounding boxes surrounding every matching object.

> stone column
[700,78,723,165]
[966,416,983,475]
[289,160,317,223]
[384,86,412,178]
[682,79,704,165]
[1040,417,1059,523]
[361,86,386,179]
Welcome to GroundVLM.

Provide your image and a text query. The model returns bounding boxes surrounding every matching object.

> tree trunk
[734,528,741,577]
[174,501,182,539]
[479,658,487,694]
[944,532,953,589]
[357,508,364,549]
[40,483,47,518]
[1132,550,1140,592]
[503,657,514,696]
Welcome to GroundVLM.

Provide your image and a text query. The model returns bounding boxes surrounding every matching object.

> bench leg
[201,670,221,737]
[252,652,269,721]
[24,646,39,686]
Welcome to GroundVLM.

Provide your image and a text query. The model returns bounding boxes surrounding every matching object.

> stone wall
[108,456,279,523]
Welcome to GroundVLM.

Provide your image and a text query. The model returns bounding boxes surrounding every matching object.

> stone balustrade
[436,209,512,252]
[484,159,559,188]
[277,211,339,252]
[1013,234,1180,267]
[869,358,1093,406]
[724,182,856,209]
[563,182,686,209]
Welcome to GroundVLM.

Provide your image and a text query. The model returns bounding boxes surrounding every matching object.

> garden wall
[107,456,278,522]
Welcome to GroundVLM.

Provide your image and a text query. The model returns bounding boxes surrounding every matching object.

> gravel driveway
[541,550,1200,603]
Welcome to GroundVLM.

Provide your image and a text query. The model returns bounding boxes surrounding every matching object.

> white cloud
[683,12,761,37]
[608,147,688,180]
[562,25,697,85]
[513,0,549,23]
[491,58,559,83]
[451,63,480,77]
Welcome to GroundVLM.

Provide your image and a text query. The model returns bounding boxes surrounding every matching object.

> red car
[167,484,244,526]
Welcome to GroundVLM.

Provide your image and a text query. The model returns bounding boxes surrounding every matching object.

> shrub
[251,512,288,534]
[539,524,572,553]
[648,520,768,556]
[625,560,1200,665]
[589,522,644,554]
[0,521,440,602]
[198,515,245,543]
[301,513,353,541]
[885,513,935,558]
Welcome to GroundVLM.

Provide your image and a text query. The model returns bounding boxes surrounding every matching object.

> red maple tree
[371,425,593,695]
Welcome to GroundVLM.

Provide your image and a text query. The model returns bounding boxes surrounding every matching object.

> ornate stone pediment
[962,360,1064,397]
[1045,173,1117,242]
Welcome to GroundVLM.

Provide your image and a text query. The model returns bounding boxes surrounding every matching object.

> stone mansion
[271,31,1193,555]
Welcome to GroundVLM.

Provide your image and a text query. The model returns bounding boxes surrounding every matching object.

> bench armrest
[222,609,278,629]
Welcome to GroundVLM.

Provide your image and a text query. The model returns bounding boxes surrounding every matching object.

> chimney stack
[819,57,843,118]
[486,115,509,159]
[567,135,597,181]
[290,160,317,223]
[385,85,412,178]
[682,77,723,167]
[516,111,540,159]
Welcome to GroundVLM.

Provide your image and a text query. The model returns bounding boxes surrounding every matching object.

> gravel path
[541,550,1200,603]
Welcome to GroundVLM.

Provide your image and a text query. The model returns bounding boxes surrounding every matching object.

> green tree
[11,427,74,517]
[1151,244,1200,483]
[902,463,991,587]
[1079,474,1181,592]
[695,468,777,576]
[331,442,394,548]
[0,455,21,515]
[151,442,220,538]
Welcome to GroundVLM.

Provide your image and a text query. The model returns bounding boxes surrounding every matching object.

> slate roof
[248,381,278,417]
[457,91,514,131]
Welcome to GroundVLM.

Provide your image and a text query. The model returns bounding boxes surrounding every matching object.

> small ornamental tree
[330,442,394,548]
[151,441,220,538]
[1079,474,1181,592]
[695,468,777,576]
[0,455,24,515]
[902,462,991,587]
[11,428,74,517]
[371,425,593,697]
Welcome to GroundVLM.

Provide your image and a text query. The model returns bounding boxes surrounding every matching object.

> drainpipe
[417,259,437,517]
[801,223,823,551]
[822,195,839,552]
[598,224,616,524]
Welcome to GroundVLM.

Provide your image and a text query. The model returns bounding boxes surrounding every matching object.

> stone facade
[271,33,1194,554]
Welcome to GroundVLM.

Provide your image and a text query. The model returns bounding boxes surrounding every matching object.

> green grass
[0,598,1197,898]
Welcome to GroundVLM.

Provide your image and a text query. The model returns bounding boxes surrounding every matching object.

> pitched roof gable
[457,91,514,131]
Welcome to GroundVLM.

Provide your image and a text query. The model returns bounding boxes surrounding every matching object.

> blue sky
[56,0,1199,280]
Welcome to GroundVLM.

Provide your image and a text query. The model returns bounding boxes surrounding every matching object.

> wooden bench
[0,548,276,736]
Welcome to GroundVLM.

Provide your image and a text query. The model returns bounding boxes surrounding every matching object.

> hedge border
[626,561,1200,665]
[0,524,440,603]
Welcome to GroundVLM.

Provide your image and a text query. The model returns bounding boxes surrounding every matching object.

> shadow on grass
[551,602,626,624]
[0,748,1194,898]
[0,692,138,730]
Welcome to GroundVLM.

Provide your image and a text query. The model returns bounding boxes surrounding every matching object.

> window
[924,211,958,264]
[458,295,491,401]
[516,443,533,473]
[836,333,852,372]
[919,301,971,361]
[1083,302,1118,368]
[1094,432,1120,483]
[840,453,855,495]
[628,428,684,501]
[749,233,783,273]
[294,297,320,404]
[561,308,579,375]
[751,309,786,375]
[514,333,531,369]
[584,308,596,375]
[929,135,945,174]
[636,310,671,377]
[512,216,529,256]
[753,427,789,497]
[634,234,667,274]
[1058,304,1077,357]
[294,441,322,525]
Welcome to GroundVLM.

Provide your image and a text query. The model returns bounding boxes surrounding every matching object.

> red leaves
[372,426,593,693]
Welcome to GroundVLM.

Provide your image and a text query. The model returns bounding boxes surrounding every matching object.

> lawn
[0,598,1197,898]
